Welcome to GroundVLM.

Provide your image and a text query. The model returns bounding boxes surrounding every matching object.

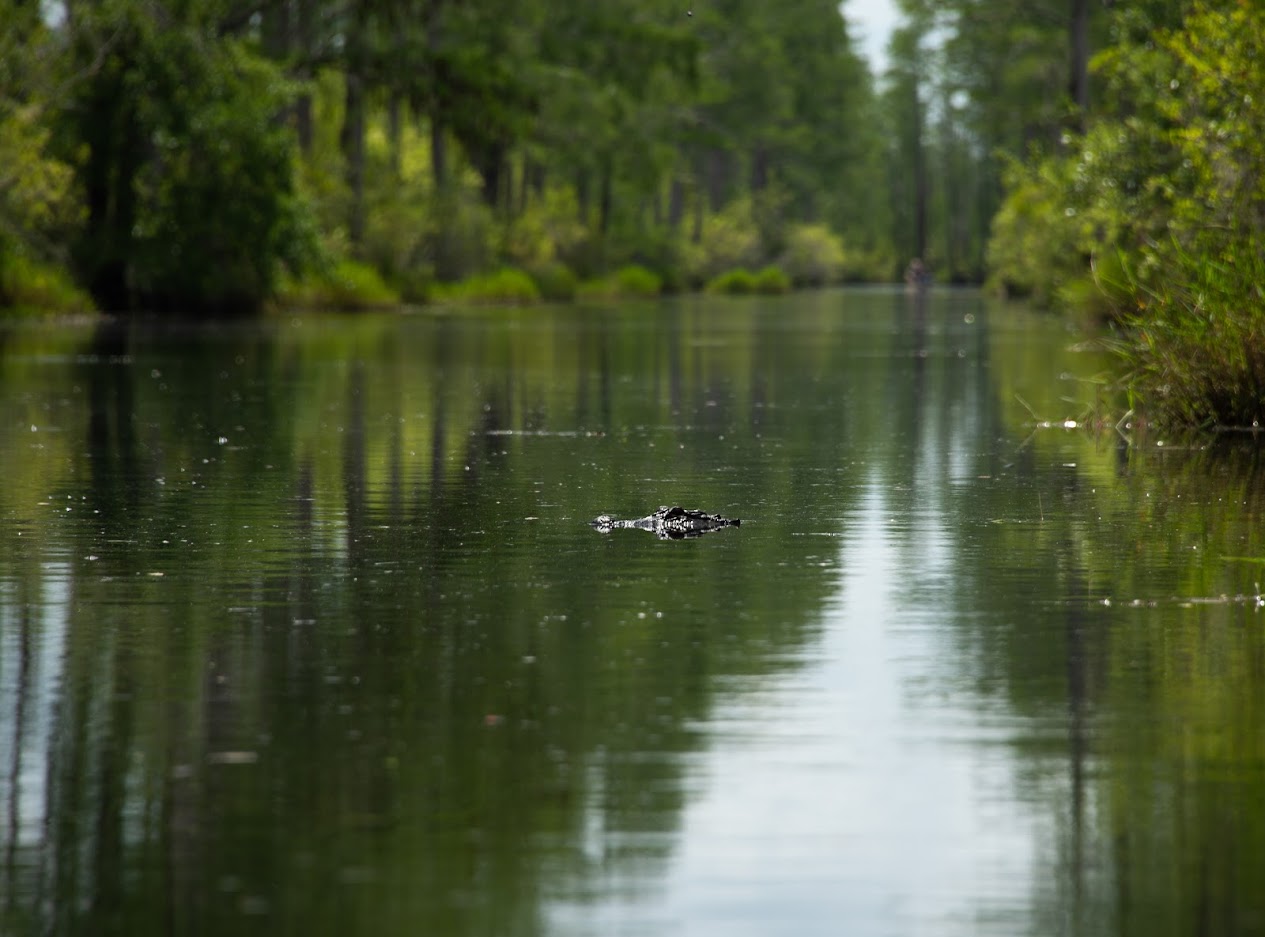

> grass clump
[1117,237,1265,429]
[706,266,789,295]
[706,268,757,294]
[434,267,541,305]
[0,251,95,316]
[275,259,399,311]
[577,264,662,300]
[614,264,662,297]
[752,265,791,294]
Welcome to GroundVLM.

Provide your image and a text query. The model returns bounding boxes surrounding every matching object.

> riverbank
[3,238,891,318]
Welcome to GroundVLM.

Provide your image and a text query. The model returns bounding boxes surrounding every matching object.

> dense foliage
[920,0,1265,424]
[0,0,896,313]
[4,0,1261,426]
[899,0,1265,426]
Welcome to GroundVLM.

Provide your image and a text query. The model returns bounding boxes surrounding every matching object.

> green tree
[64,0,310,313]
[884,15,932,267]
[0,0,86,309]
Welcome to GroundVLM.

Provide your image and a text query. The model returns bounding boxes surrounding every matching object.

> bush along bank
[985,4,1265,430]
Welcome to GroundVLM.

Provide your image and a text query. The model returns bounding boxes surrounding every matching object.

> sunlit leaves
[998,1,1265,425]
[0,0,82,272]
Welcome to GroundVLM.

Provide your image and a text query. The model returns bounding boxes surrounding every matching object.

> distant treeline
[4,0,1260,425]
[0,0,925,315]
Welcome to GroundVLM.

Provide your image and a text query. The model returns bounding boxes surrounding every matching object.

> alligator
[589,505,741,540]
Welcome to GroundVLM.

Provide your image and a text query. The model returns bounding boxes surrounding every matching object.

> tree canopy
[0,0,898,313]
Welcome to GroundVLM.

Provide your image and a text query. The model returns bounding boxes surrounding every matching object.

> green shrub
[683,198,763,286]
[561,232,686,292]
[840,248,900,284]
[1119,234,1265,428]
[578,265,662,301]
[706,266,788,295]
[574,278,616,301]
[0,249,95,316]
[778,223,846,287]
[392,267,435,305]
[752,265,791,294]
[114,40,310,312]
[558,235,609,281]
[434,268,541,305]
[427,191,497,282]
[619,231,689,294]
[503,190,588,270]
[705,268,757,294]
[614,264,661,297]
[274,259,399,310]
[526,261,578,302]
[579,263,662,299]
[362,176,431,289]
[984,156,1085,308]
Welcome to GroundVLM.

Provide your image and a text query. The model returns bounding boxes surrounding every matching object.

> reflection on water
[2,291,1264,936]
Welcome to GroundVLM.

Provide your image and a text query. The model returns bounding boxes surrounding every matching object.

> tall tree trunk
[387,92,403,179]
[598,157,613,236]
[1068,0,1090,129]
[941,116,958,277]
[668,174,686,230]
[504,157,515,217]
[473,145,504,210]
[520,156,541,215]
[691,155,705,243]
[577,170,591,226]
[295,96,314,154]
[295,0,316,152]
[340,0,370,247]
[78,61,143,311]
[341,71,367,247]
[426,0,446,189]
[750,145,770,193]
[261,0,290,61]
[706,149,729,212]
[430,120,447,192]
[912,85,928,262]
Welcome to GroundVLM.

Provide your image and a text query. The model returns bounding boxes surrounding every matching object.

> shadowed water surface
[2,290,1264,936]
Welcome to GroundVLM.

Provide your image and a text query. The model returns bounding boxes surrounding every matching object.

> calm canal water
[2,289,1264,936]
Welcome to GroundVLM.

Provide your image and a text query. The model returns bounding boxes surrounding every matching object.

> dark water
[2,290,1264,936]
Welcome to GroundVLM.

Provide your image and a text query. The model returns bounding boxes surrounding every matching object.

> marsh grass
[1114,237,1265,429]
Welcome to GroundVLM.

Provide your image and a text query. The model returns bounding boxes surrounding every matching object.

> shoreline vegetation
[0,0,900,321]
[975,2,1265,430]
[1,0,1261,429]
[262,225,866,313]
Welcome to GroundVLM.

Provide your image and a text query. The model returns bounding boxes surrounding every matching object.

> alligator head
[590,505,741,540]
